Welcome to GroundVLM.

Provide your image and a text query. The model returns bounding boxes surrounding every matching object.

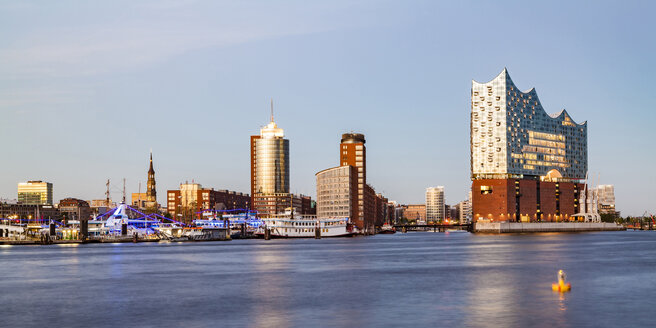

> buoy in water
[552,269,571,292]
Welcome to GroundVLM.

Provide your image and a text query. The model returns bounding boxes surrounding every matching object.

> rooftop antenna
[122,178,126,204]
[270,98,274,122]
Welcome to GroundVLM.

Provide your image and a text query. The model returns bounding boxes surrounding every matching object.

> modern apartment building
[17,180,53,205]
[315,132,382,232]
[425,186,445,222]
[471,69,588,222]
[316,165,358,220]
[595,185,618,216]
[457,198,472,224]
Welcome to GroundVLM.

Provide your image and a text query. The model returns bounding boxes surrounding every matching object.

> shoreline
[474,222,626,233]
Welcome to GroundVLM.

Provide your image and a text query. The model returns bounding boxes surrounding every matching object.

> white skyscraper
[425,186,445,222]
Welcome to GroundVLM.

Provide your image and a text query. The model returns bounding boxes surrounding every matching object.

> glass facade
[17,181,53,205]
[253,120,290,195]
[471,69,588,180]
[255,137,289,194]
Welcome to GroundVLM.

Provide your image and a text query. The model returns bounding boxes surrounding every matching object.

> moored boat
[378,223,396,234]
[256,211,353,238]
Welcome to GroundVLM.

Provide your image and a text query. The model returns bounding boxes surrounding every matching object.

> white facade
[316,166,354,218]
[595,184,616,214]
[425,186,445,222]
[457,199,472,224]
[471,69,588,180]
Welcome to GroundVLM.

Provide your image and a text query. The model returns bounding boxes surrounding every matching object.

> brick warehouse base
[472,179,585,222]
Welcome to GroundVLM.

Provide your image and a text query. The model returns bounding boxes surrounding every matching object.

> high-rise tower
[250,100,291,216]
[145,151,157,209]
[340,133,367,227]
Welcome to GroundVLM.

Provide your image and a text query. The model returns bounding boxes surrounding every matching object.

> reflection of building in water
[471,69,588,222]
[251,251,291,327]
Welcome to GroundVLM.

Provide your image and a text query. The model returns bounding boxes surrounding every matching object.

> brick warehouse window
[480,186,493,194]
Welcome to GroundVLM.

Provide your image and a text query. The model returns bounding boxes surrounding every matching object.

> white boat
[257,211,353,238]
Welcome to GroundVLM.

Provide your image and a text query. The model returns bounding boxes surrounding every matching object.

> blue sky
[1,0,654,216]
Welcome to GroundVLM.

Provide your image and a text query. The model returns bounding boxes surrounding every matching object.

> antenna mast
[122,178,126,204]
[270,98,274,122]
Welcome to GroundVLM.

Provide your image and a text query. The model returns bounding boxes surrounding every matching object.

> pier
[474,222,625,233]
[393,223,472,233]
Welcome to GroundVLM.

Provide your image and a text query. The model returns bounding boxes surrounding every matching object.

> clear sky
[1,1,654,216]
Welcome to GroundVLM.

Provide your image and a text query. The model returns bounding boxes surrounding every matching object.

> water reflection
[464,238,520,327]
[0,232,654,327]
[251,244,292,328]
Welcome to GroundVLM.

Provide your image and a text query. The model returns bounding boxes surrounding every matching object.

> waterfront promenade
[1,231,654,327]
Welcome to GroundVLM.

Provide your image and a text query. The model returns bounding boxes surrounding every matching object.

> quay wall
[474,222,625,233]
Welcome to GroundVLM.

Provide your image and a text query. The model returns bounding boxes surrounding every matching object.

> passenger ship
[257,210,353,238]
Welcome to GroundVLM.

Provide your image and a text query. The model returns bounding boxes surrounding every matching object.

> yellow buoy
[552,270,571,292]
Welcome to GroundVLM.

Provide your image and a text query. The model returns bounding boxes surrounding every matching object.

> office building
[17,180,53,205]
[471,69,587,222]
[426,186,445,222]
[250,101,290,215]
[58,198,91,221]
[0,203,60,221]
[316,165,358,219]
[403,204,426,223]
[131,193,147,209]
[167,182,250,223]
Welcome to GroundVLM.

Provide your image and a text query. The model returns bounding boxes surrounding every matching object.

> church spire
[148,150,154,174]
[146,150,156,205]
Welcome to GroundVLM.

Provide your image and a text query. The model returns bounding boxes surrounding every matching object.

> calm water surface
[1,231,655,327]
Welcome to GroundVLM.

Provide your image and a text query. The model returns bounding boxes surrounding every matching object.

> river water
[1,231,654,327]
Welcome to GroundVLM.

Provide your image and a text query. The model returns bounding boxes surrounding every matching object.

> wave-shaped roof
[474,68,586,126]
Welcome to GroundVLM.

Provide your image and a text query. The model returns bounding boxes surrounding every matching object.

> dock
[474,222,625,233]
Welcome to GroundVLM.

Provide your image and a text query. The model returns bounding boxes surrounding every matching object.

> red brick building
[472,178,584,222]
[167,183,249,223]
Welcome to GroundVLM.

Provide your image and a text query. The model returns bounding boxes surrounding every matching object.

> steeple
[146,150,157,205]
[148,150,154,174]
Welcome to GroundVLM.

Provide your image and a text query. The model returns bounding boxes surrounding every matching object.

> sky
[1,0,654,216]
